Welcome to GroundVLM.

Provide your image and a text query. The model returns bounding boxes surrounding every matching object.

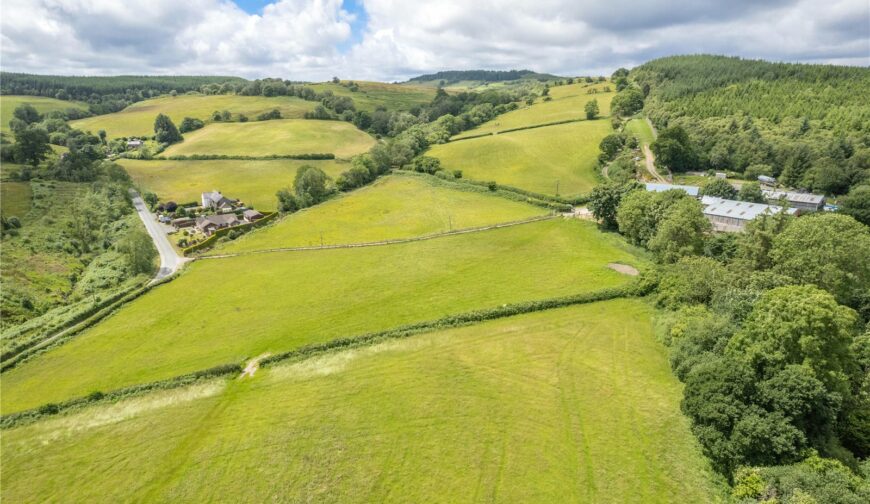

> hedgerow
[181,212,278,255]
[0,283,646,430]
[395,170,573,211]
[1,273,179,372]
[260,283,645,369]
[151,153,336,161]
[0,362,242,429]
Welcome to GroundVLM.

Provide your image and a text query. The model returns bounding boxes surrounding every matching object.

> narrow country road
[130,189,188,282]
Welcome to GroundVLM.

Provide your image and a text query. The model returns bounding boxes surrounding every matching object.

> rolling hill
[70,94,316,138]
[161,119,375,158]
[1,298,722,503]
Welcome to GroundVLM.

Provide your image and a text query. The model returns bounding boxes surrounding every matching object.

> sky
[1,0,868,81]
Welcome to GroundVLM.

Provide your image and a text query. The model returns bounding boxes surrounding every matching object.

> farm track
[198,214,559,259]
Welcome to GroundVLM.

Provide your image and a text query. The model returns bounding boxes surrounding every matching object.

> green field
[624,118,656,146]
[430,120,612,197]
[0,181,31,217]
[214,174,547,252]
[0,219,644,413]
[309,80,436,112]
[454,82,615,139]
[0,298,721,503]
[1,95,89,133]
[161,119,375,158]
[119,158,348,210]
[70,94,316,138]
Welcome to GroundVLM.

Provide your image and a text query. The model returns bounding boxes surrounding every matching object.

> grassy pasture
[0,219,645,413]
[309,80,436,112]
[453,82,615,139]
[430,119,612,197]
[0,96,89,133]
[624,118,656,146]
[161,119,375,158]
[0,299,721,503]
[0,181,32,218]
[118,158,348,210]
[214,175,547,252]
[70,94,316,138]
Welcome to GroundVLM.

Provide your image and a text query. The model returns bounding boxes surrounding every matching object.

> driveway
[130,190,189,282]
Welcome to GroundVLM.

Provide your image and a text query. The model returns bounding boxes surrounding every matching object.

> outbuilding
[242,209,264,222]
[761,189,825,212]
[701,196,797,232]
[645,183,700,198]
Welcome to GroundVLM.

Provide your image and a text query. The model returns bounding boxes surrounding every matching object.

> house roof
[202,191,223,203]
[243,209,263,218]
[195,214,239,228]
[761,189,825,205]
[207,214,239,225]
[645,183,700,197]
[701,196,797,221]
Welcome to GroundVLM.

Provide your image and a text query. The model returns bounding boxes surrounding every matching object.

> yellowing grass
[1,299,722,503]
[431,120,612,197]
[161,119,375,158]
[0,219,644,413]
[70,94,316,138]
[309,80,436,111]
[1,96,89,133]
[0,182,32,218]
[119,159,348,210]
[453,82,614,139]
[215,174,547,252]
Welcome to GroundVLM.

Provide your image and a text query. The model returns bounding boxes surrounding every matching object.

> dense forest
[407,69,559,84]
[0,73,246,115]
[586,55,870,503]
[630,56,870,201]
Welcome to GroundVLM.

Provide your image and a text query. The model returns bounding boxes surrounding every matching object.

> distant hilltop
[407,69,561,84]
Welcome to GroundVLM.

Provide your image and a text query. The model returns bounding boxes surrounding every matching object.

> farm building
[761,189,825,211]
[201,190,238,211]
[644,183,700,197]
[701,196,797,232]
[243,209,264,222]
[171,217,195,228]
[195,214,240,236]
[126,139,143,149]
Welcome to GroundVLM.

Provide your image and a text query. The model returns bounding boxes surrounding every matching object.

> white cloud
[1,0,867,81]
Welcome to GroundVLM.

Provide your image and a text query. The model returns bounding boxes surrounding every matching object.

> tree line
[624,56,869,209]
[0,73,245,115]
[588,181,870,502]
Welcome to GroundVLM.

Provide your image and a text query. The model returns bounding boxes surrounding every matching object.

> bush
[256,108,282,121]
[412,156,441,174]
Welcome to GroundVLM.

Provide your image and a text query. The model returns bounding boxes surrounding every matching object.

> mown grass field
[309,80,436,112]
[0,181,31,217]
[430,120,612,197]
[214,174,547,252]
[0,219,645,413]
[1,95,89,133]
[70,94,316,138]
[161,119,375,158]
[0,298,722,503]
[624,118,656,146]
[119,158,348,210]
[453,82,615,139]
